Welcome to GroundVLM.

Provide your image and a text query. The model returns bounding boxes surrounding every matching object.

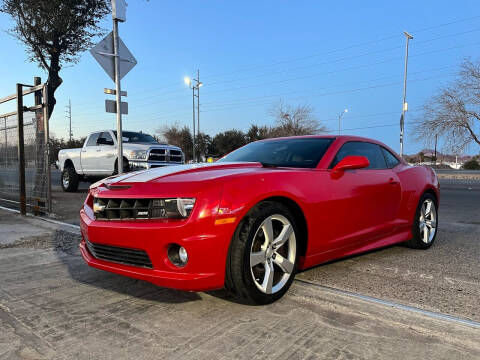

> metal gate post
[16,83,26,215]
[43,85,52,213]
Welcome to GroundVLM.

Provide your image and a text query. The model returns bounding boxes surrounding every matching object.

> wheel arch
[63,159,75,170]
[423,187,438,202]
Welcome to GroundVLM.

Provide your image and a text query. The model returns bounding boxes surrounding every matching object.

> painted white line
[295,278,480,329]
[37,217,80,232]
[0,205,80,233]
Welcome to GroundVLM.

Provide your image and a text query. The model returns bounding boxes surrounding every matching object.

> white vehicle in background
[57,130,184,192]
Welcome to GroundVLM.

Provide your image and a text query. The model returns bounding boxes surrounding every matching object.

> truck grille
[94,198,178,220]
[148,149,167,162]
[169,150,183,163]
[85,238,153,268]
[147,149,183,163]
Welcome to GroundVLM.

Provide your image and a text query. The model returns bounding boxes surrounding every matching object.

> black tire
[225,201,299,305]
[61,166,79,192]
[113,158,130,175]
[405,193,438,249]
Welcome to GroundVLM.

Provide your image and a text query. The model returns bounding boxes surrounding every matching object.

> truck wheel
[113,158,130,175]
[61,166,79,192]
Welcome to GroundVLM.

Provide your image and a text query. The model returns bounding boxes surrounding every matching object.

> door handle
[96,149,101,152]
[388,178,399,185]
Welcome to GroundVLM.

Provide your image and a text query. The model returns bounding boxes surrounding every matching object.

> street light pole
[192,85,196,163]
[338,109,348,134]
[400,31,413,158]
[196,69,200,138]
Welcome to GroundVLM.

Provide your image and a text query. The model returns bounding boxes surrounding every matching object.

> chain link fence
[0,81,51,214]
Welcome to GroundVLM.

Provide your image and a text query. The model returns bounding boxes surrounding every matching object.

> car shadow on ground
[46,229,204,304]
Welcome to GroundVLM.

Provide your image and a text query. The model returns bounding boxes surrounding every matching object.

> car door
[80,132,101,174]
[323,141,402,249]
[95,131,116,174]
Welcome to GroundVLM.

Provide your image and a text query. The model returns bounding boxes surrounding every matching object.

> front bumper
[79,195,236,292]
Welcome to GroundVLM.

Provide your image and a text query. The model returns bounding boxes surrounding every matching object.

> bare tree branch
[412,58,480,153]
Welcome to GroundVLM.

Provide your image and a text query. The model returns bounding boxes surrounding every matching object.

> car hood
[104,162,264,185]
[122,143,181,151]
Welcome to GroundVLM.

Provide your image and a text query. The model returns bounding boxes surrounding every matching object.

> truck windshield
[112,131,158,144]
[218,137,335,168]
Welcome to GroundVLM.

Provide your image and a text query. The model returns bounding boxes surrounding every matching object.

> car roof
[258,134,383,143]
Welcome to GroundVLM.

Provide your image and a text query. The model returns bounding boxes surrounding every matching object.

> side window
[86,133,100,146]
[98,132,114,146]
[381,147,400,168]
[330,141,387,169]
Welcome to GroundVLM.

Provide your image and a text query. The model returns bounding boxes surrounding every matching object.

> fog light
[179,247,188,263]
[167,244,188,267]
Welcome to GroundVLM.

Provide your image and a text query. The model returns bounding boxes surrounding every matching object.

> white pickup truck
[57,130,184,192]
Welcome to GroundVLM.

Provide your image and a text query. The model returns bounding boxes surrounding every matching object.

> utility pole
[434,134,437,165]
[65,99,72,142]
[185,73,203,162]
[400,31,413,158]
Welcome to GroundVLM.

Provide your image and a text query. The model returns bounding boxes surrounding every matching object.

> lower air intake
[85,238,153,269]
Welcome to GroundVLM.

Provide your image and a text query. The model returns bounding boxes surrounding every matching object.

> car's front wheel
[226,201,299,304]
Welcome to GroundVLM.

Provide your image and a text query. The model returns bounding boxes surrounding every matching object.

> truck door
[95,131,116,174]
[81,132,101,174]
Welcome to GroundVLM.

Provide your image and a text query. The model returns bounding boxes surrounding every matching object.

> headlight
[163,198,196,218]
[128,150,148,160]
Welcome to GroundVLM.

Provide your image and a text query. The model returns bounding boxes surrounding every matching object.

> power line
[201,15,480,80]
[70,18,480,109]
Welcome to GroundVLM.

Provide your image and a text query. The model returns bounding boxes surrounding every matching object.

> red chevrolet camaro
[80,135,439,304]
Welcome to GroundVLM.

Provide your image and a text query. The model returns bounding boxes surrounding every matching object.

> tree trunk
[46,55,62,120]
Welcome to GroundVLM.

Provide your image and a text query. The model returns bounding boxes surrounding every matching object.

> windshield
[218,137,335,168]
[112,131,158,144]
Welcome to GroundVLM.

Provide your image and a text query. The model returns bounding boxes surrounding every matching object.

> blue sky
[1,0,479,155]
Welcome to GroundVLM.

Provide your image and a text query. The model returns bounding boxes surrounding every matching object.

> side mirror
[332,155,370,172]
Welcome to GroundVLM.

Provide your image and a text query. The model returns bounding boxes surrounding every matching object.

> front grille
[169,149,183,163]
[148,149,167,162]
[94,198,177,220]
[85,238,153,268]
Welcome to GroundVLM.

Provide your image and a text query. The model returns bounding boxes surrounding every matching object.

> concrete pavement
[0,224,479,359]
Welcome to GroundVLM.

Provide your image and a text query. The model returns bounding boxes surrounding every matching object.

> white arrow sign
[90,31,137,82]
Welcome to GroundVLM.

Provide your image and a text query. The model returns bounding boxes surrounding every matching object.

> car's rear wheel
[61,166,79,192]
[405,193,438,249]
[226,201,299,304]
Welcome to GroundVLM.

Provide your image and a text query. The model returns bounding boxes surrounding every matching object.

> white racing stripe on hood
[109,162,260,184]
[116,163,238,183]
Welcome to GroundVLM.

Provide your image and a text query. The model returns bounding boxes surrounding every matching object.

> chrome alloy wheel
[249,214,296,294]
[62,172,70,188]
[419,198,437,244]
